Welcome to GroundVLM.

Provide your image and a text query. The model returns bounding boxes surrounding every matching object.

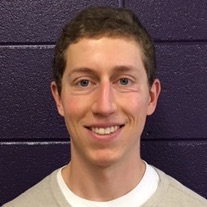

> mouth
[87,125,124,135]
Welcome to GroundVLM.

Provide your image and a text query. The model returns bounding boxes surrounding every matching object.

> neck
[62,151,146,201]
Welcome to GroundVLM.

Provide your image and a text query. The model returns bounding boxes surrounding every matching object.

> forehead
[64,37,144,68]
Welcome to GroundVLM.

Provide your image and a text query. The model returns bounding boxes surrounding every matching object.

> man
[3,6,207,207]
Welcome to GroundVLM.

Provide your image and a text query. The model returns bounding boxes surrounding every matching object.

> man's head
[51,7,160,167]
[53,6,156,95]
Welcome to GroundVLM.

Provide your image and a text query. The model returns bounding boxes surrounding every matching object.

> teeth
[91,126,119,135]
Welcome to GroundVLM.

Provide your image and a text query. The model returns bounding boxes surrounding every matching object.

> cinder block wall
[0,0,207,204]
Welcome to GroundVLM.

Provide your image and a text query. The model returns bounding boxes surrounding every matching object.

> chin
[89,150,122,167]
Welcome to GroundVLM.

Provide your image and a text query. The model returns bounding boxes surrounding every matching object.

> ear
[147,79,161,115]
[50,81,64,117]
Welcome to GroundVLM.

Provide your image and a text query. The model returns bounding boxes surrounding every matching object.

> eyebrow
[67,65,138,77]
[68,67,97,77]
[112,65,137,73]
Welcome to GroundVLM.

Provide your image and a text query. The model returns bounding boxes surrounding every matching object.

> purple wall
[0,0,207,204]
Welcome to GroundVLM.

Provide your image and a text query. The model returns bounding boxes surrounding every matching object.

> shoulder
[2,169,61,207]
[143,167,207,207]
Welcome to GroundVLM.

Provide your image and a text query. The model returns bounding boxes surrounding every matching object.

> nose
[91,81,117,117]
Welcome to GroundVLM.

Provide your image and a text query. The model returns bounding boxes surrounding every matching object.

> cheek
[62,96,88,120]
[120,93,149,115]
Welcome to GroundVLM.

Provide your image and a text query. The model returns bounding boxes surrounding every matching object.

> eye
[78,79,90,87]
[119,78,129,85]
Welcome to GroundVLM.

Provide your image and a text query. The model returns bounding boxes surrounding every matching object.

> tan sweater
[3,167,207,207]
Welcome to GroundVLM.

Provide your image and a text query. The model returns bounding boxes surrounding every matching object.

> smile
[91,126,121,135]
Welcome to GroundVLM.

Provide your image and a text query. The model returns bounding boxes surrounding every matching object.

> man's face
[51,37,160,167]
